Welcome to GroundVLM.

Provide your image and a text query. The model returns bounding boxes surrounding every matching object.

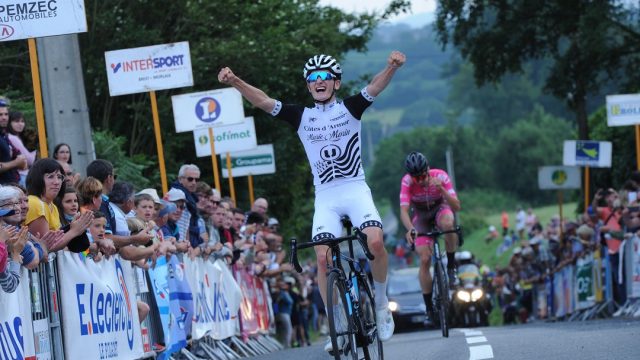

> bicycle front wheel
[435,260,450,338]
[327,271,357,360]
[359,276,383,360]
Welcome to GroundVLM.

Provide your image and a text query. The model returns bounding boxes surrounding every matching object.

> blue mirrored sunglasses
[306,71,336,83]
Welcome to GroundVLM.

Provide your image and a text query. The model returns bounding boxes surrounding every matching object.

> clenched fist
[388,51,406,68]
[218,67,237,85]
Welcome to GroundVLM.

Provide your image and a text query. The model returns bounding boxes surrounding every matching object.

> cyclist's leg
[435,205,458,287]
[311,194,343,312]
[347,181,395,341]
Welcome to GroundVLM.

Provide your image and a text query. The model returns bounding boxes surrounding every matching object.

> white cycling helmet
[303,54,342,79]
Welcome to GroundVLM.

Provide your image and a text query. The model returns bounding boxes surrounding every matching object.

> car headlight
[471,289,484,301]
[388,301,399,312]
[456,290,471,302]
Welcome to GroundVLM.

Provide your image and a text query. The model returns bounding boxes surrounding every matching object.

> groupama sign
[221,144,276,178]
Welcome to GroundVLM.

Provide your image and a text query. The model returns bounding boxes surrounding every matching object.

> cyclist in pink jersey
[399,151,461,323]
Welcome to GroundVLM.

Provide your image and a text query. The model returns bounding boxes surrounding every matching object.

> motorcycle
[451,262,492,327]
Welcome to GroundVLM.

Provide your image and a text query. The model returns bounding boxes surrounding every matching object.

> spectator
[484,225,499,244]
[0,99,27,185]
[57,160,80,187]
[53,143,72,165]
[231,207,245,233]
[252,197,268,216]
[592,188,626,304]
[86,160,117,234]
[54,185,79,227]
[170,164,203,249]
[162,188,190,253]
[108,181,137,237]
[0,226,28,293]
[525,207,538,237]
[274,277,294,348]
[26,159,91,252]
[501,210,509,236]
[7,111,36,187]
[515,206,526,240]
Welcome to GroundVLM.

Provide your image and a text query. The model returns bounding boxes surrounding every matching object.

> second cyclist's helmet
[303,54,343,79]
[405,151,429,176]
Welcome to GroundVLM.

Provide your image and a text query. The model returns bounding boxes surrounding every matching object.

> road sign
[538,166,581,190]
[221,144,276,178]
[606,94,640,127]
[563,140,612,168]
[104,41,193,96]
[0,0,87,42]
[193,117,257,157]
[172,88,244,132]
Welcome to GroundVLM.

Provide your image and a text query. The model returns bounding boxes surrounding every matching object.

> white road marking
[458,329,494,359]
[469,345,494,360]
[466,336,487,344]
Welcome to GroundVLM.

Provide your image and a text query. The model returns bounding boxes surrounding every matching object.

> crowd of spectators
[0,98,328,347]
[488,171,640,324]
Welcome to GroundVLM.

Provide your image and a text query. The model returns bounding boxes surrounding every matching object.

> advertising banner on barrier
[576,256,595,310]
[0,267,36,360]
[184,258,242,340]
[234,267,271,335]
[148,255,192,359]
[632,236,640,298]
[57,252,143,360]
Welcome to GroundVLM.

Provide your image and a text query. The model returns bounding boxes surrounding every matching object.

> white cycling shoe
[324,335,346,354]
[376,308,395,342]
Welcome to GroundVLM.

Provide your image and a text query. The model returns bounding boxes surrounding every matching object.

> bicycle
[290,218,383,360]
[412,226,463,338]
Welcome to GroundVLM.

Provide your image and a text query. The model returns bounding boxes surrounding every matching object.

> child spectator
[8,112,36,187]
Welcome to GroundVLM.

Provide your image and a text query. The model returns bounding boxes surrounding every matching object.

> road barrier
[0,250,281,360]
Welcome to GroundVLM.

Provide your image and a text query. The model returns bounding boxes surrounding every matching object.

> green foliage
[435,0,640,140]
[588,107,638,191]
[92,130,159,190]
[492,107,574,202]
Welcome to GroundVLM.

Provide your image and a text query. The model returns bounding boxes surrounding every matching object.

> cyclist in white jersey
[218,51,406,347]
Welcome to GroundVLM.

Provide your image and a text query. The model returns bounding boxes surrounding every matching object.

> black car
[387,267,428,330]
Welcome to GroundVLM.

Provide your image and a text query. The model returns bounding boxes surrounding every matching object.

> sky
[319,0,436,27]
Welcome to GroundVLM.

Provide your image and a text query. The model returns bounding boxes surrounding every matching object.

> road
[248,318,640,359]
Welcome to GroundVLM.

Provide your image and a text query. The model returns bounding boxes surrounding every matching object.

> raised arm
[218,67,276,113]
[366,51,406,97]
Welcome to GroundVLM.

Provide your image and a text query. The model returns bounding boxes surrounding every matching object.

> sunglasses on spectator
[212,200,220,205]
[306,71,336,83]
[183,176,199,182]
[65,171,74,177]
[176,204,186,210]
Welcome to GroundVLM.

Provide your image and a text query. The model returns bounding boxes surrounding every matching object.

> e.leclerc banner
[172,88,245,133]
[104,41,193,96]
[0,0,88,42]
[221,144,276,178]
[194,117,257,157]
[0,267,36,360]
[57,252,143,360]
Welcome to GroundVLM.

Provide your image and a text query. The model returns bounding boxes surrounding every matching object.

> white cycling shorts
[311,180,383,241]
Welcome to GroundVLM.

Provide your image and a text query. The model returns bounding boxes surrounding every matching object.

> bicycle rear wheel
[327,271,358,360]
[435,260,450,338]
[358,276,383,360]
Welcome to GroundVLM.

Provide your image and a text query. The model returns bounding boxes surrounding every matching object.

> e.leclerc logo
[75,259,135,350]
[0,24,14,40]
[195,97,222,123]
[110,54,185,74]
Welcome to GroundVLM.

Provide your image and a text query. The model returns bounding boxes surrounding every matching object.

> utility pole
[37,34,95,175]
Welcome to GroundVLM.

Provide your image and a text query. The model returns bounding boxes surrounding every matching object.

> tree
[435,0,640,140]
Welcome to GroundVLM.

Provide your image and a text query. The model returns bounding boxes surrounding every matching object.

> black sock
[423,293,433,311]
[447,252,456,268]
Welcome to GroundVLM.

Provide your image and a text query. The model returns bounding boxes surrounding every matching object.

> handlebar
[289,228,375,274]
[414,226,464,247]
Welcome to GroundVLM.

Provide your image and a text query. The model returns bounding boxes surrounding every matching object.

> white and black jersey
[272,88,374,190]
